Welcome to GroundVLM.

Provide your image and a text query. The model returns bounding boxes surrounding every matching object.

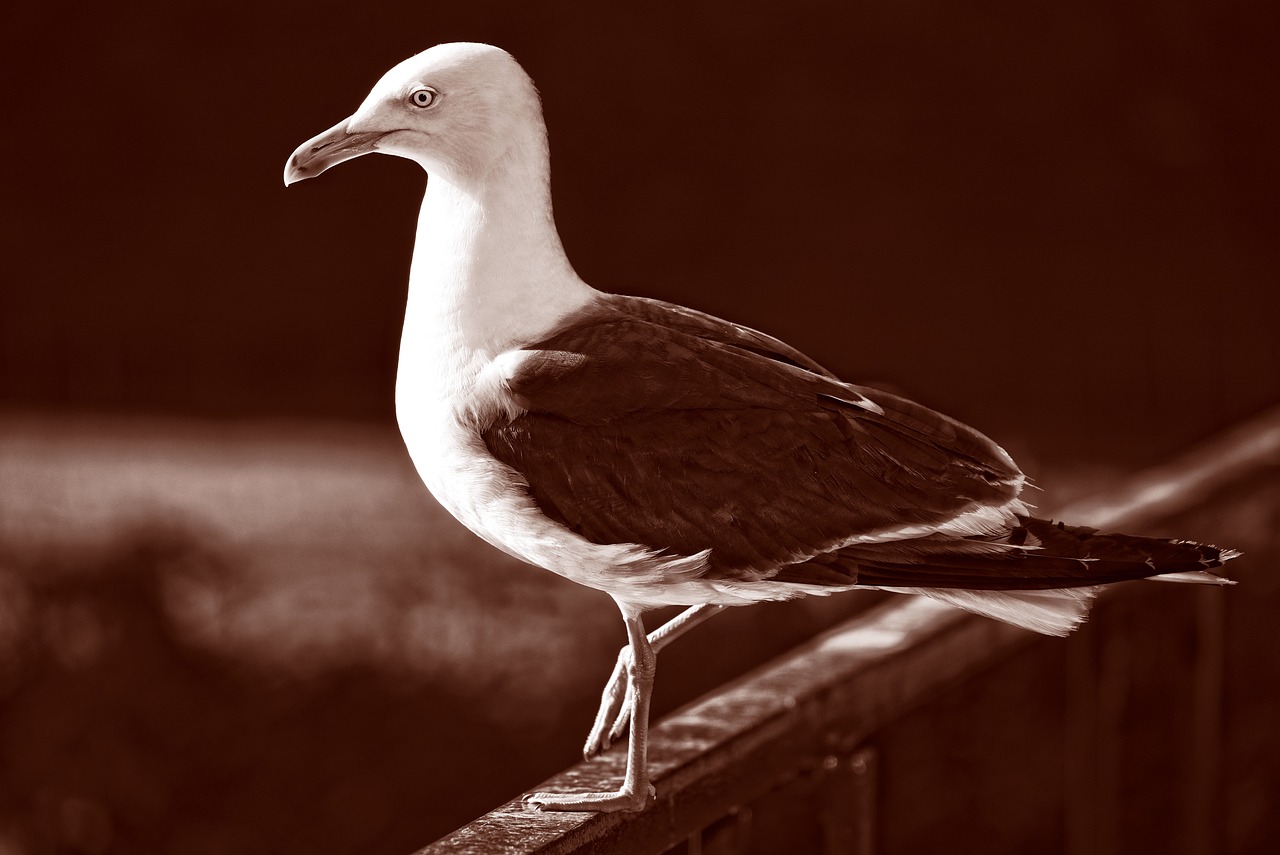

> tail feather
[876,585,1097,636]
[771,516,1238,635]
[1151,569,1239,586]
[845,515,1237,592]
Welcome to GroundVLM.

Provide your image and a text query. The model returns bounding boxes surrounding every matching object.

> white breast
[390,169,740,607]
[394,350,525,558]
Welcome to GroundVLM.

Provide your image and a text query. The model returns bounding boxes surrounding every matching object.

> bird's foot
[582,690,632,758]
[583,651,633,759]
[523,783,655,813]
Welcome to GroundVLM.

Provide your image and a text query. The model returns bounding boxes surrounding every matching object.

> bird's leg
[583,604,725,758]
[583,653,633,759]
[525,604,658,812]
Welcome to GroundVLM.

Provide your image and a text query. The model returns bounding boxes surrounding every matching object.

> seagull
[284,42,1238,813]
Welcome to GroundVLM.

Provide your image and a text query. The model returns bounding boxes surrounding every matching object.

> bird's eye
[409,87,438,108]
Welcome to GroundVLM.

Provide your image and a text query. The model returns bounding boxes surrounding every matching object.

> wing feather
[481,294,1024,582]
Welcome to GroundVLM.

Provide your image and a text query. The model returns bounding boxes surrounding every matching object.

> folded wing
[482,294,1025,582]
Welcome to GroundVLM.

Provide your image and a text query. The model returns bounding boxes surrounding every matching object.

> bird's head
[284,42,542,188]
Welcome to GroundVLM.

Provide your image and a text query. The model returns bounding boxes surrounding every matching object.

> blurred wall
[2,0,1278,467]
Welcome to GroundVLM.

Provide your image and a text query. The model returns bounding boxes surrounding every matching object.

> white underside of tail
[1151,570,1237,585]
[876,585,1100,637]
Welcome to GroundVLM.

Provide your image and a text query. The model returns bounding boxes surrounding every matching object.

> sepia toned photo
[2,3,1277,854]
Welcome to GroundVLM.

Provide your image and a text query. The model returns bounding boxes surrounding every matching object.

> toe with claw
[523,783,655,813]
[583,647,633,758]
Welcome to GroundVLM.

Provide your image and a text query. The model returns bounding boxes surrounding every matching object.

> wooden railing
[420,408,1280,855]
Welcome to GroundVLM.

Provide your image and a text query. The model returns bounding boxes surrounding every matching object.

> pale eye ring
[409,87,438,108]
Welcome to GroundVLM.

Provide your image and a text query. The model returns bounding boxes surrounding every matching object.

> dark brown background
[2,2,1278,854]
[3,0,1277,465]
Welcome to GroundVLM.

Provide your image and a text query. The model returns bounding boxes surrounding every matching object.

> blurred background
[1,1,1277,853]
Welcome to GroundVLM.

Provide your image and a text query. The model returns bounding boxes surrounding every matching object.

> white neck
[396,124,597,407]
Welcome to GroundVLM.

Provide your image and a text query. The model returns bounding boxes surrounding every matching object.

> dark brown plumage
[484,294,1233,596]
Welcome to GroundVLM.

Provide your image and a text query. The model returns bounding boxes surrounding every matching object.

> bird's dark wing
[482,294,1023,581]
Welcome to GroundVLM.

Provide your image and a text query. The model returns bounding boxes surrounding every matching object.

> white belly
[396,397,527,560]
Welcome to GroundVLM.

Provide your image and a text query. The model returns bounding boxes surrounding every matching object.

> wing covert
[483,294,1023,580]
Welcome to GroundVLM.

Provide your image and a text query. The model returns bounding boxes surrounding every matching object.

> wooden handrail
[420,406,1280,855]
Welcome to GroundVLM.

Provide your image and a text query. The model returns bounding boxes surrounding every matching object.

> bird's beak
[284,119,388,186]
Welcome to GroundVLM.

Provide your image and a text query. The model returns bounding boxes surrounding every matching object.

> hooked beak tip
[283,123,387,188]
[282,156,311,187]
